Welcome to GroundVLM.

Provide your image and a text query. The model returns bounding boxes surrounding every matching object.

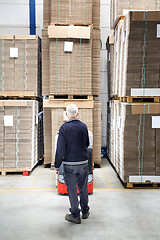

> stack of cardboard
[44,99,101,165]
[107,10,160,184]
[0,35,41,97]
[110,11,160,97]
[49,27,92,95]
[110,0,160,29]
[43,0,101,165]
[42,0,100,96]
[0,35,43,172]
[42,27,100,96]
[119,12,160,97]
[0,100,40,170]
[92,28,101,95]
[93,0,100,28]
[107,101,160,183]
[51,0,92,25]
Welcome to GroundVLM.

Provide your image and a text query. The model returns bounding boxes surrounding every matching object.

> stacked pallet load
[110,0,160,29]
[0,35,41,97]
[107,10,160,187]
[107,101,160,186]
[42,0,101,165]
[43,99,101,166]
[0,35,43,175]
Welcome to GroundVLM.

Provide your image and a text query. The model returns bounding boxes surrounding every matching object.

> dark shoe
[82,212,90,219]
[65,214,81,224]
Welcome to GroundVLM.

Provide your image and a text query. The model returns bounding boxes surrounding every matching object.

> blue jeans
[63,163,90,218]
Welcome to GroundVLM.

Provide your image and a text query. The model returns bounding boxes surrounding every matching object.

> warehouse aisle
[0,159,160,240]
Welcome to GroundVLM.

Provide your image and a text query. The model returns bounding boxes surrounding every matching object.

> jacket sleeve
[54,127,66,169]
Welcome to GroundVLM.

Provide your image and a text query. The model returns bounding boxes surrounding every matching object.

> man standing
[54,104,90,224]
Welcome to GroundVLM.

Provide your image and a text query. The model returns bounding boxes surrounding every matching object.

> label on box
[157,24,160,38]
[4,115,13,126]
[64,42,73,52]
[63,111,68,121]
[10,48,18,58]
[152,116,160,128]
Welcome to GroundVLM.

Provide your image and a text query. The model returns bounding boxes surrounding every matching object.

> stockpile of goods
[43,99,101,166]
[42,0,101,165]
[0,35,43,174]
[107,10,160,186]
[108,101,160,183]
[0,35,41,97]
[110,0,160,29]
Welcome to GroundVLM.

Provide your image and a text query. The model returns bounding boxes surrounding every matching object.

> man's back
[55,118,89,168]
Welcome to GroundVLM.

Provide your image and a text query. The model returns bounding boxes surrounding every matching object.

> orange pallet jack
[57,148,93,194]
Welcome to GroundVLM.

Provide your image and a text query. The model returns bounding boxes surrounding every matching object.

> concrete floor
[0,159,160,240]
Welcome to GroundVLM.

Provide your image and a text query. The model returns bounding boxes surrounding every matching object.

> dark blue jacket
[54,118,89,169]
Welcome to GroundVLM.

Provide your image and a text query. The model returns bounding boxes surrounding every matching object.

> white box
[129,176,160,183]
[10,48,18,58]
[64,42,73,52]
[152,116,160,128]
[63,111,68,121]
[131,88,160,97]
[4,115,13,127]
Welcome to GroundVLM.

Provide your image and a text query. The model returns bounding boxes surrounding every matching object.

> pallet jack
[57,146,93,194]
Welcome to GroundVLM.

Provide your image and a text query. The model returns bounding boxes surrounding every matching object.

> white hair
[66,104,78,118]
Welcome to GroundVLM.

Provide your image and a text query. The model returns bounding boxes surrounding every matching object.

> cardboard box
[48,26,91,39]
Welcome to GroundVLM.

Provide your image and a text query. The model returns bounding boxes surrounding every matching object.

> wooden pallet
[120,96,160,103]
[0,169,32,176]
[126,182,160,189]
[110,95,120,101]
[0,155,44,176]
[0,91,42,101]
[49,95,93,100]
[53,23,92,27]
[0,96,42,101]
